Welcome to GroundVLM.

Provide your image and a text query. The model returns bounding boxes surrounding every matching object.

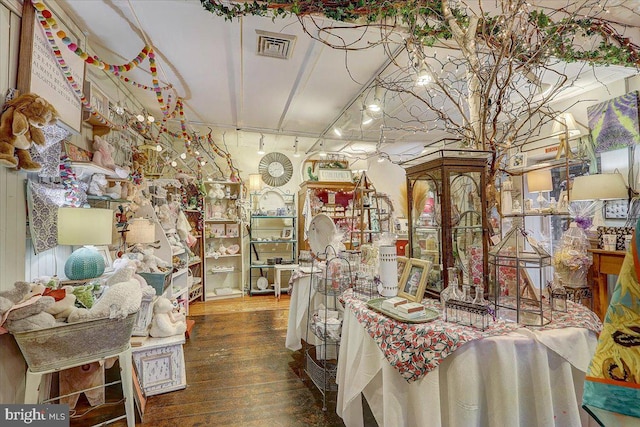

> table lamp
[527,169,553,210]
[57,207,113,280]
[126,218,157,246]
[249,173,262,211]
[570,173,628,227]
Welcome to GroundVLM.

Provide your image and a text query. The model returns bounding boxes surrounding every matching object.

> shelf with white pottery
[205,254,241,259]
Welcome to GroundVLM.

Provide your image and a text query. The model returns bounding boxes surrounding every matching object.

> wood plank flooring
[80,294,355,426]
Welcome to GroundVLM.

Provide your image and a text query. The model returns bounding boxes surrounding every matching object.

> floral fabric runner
[342,290,602,383]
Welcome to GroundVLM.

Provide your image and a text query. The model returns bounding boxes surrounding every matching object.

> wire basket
[310,311,342,341]
[12,313,136,372]
[305,344,339,392]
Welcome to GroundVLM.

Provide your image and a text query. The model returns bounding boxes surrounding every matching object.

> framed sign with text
[17,4,85,133]
[317,168,353,182]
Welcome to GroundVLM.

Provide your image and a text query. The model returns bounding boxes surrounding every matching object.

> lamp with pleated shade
[570,173,628,227]
[527,169,553,209]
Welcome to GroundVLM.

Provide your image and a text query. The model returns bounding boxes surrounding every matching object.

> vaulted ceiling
[57,0,640,162]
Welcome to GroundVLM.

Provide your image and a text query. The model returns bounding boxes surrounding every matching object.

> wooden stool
[24,346,135,427]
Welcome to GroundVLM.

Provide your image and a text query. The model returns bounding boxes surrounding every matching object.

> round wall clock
[258,152,293,187]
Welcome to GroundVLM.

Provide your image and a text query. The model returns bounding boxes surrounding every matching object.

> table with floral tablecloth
[337,290,603,427]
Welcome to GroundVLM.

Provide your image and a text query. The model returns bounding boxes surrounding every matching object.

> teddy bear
[44,285,77,320]
[67,279,142,323]
[132,150,148,177]
[0,282,57,333]
[0,93,59,171]
[91,135,116,170]
[149,296,186,338]
[88,173,108,197]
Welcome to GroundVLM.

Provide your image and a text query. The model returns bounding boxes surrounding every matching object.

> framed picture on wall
[281,227,294,240]
[209,224,225,237]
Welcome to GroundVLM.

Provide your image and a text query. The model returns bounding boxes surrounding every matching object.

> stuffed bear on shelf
[0,93,59,171]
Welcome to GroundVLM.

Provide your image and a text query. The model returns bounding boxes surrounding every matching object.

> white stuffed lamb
[67,280,142,323]
[88,173,108,197]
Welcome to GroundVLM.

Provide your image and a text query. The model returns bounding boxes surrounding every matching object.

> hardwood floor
[85,294,354,426]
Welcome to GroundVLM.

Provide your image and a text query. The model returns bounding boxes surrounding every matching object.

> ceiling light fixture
[333,127,343,137]
[362,111,374,125]
[136,113,145,122]
[258,134,265,155]
[147,114,155,123]
[319,140,327,157]
[367,86,383,113]
[416,65,433,86]
[156,144,162,152]
[180,152,187,160]
[293,137,301,157]
[171,160,177,167]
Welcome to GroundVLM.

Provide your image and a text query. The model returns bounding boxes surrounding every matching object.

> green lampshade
[64,246,106,280]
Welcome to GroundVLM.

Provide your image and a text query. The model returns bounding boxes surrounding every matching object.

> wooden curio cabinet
[403,149,491,297]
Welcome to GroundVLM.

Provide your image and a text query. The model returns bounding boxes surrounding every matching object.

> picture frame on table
[397,256,409,281]
[281,227,294,240]
[95,245,113,272]
[398,258,432,302]
[224,223,239,238]
[210,223,226,237]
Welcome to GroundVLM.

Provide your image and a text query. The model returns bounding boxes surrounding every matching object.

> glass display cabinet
[403,149,492,297]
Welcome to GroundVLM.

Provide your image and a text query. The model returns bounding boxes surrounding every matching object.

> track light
[319,140,327,157]
[136,113,145,122]
[156,144,162,152]
[171,160,177,167]
[180,153,187,160]
[258,134,265,155]
[416,65,432,86]
[293,137,301,157]
[362,111,374,125]
[147,115,155,123]
[367,86,383,113]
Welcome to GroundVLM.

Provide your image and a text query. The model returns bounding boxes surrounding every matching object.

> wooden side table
[588,249,626,320]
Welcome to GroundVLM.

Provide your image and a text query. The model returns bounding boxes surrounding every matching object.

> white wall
[0,0,27,405]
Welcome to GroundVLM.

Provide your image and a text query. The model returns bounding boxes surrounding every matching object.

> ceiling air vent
[256,30,297,60]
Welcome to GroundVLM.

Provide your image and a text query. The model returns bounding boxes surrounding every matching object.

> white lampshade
[570,173,628,201]
[126,218,156,244]
[57,207,113,245]
[527,169,553,193]
[249,173,262,192]
[551,113,581,139]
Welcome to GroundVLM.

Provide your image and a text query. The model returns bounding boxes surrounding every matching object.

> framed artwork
[398,258,432,302]
[63,141,93,162]
[509,152,527,169]
[397,256,409,281]
[210,223,225,237]
[225,223,239,238]
[95,245,113,272]
[588,91,640,153]
[83,81,110,119]
[281,227,294,240]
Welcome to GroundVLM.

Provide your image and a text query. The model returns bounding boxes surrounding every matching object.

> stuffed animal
[149,297,186,338]
[104,182,123,200]
[44,285,77,320]
[0,93,59,171]
[156,203,175,231]
[132,150,148,177]
[141,248,169,273]
[91,135,116,170]
[88,173,108,197]
[67,279,142,323]
[0,282,57,332]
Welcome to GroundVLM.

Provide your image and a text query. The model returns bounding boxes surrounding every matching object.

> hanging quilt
[28,124,70,178]
[27,181,66,254]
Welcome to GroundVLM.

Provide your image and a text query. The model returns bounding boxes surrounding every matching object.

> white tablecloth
[285,273,344,351]
[336,307,600,427]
